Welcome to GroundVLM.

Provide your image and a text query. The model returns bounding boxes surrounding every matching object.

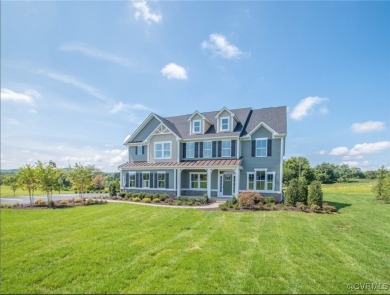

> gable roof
[125,106,287,143]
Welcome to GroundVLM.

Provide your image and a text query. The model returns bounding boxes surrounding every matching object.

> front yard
[1,189,389,294]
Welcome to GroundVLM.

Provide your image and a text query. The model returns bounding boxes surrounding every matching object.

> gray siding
[122,168,175,189]
[129,146,147,162]
[132,117,160,142]
[239,126,282,192]
[149,133,178,163]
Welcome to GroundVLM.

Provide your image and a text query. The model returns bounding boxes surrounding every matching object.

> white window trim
[221,140,231,158]
[157,171,166,188]
[220,117,230,132]
[128,172,136,188]
[154,141,172,159]
[189,172,208,191]
[136,145,143,155]
[192,120,201,134]
[247,172,255,190]
[266,172,276,191]
[255,138,268,158]
[186,142,195,159]
[203,141,212,158]
[142,171,150,188]
[248,169,277,192]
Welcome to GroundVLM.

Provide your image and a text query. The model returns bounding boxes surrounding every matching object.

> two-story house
[118,106,287,201]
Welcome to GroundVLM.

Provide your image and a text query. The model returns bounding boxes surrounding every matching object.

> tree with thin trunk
[67,163,94,203]
[3,174,19,197]
[36,161,61,206]
[17,164,39,206]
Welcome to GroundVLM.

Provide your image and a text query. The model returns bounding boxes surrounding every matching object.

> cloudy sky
[1,1,389,172]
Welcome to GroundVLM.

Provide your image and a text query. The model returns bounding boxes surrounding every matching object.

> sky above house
[1,0,389,172]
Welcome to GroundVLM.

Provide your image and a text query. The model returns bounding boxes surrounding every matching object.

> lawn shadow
[325,201,352,211]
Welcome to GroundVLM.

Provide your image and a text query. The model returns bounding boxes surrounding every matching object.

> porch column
[207,169,213,198]
[120,170,123,190]
[177,169,182,197]
[235,168,240,198]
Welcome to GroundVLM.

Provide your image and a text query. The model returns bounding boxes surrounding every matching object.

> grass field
[0,186,90,198]
[1,185,389,294]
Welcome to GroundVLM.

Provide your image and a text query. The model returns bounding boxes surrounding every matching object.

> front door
[218,172,235,197]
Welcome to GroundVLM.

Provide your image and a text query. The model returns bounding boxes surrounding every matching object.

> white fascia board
[214,107,238,121]
[188,111,212,124]
[124,112,156,145]
[179,136,239,142]
[246,121,279,138]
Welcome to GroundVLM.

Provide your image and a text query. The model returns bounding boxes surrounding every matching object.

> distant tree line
[1,161,120,205]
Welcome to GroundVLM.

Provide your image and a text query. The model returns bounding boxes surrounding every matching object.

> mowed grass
[0,185,75,198]
[322,180,375,195]
[1,189,389,294]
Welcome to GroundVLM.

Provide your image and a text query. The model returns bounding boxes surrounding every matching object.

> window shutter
[165,173,169,189]
[251,140,256,157]
[142,146,145,155]
[212,141,217,157]
[231,140,236,157]
[136,172,141,187]
[150,173,154,188]
[125,172,129,187]
[182,143,186,159]
[135,146,138,155]
[195,142,199,158]
[267,139,272,157]
[217,141,222,157]
[199,142,203,158]
[154,172,158,188]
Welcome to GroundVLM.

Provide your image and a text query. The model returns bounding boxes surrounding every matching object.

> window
[157,172,165,188]
[256,139,267,157]
[221,140,231,157]
[186,142,195,158]
[267,173,275,191]
[256,170,266,190]
[193,120,201,133]
[128,172,136,188]
[190,173,207,189]
[220,117,230,131]
[142,172,150,188]
[203,141,212,158]
[247,173,254,190]
[136,145,143,155]
[155,141,171,159]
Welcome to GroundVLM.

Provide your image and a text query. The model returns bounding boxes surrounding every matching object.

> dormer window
[193,120,201,134]
[220,117,230,132]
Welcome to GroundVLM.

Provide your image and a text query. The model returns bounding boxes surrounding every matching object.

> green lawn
[0,185,88,198]
[1,189,389,294]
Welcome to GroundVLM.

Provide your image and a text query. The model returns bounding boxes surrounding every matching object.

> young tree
[373,166,388,201]
[36,161,61,205]
[3,174,19,197]
[314,163,339,184]
[92,174,105,191]
[308,181,323,208]
[297,178,308,204]
[67,163,94,201]
[285,179,299,206]
[17,164,39,206]
[283,157,314,184]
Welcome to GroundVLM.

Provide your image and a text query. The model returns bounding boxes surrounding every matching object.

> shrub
[296,202,307,211]
[35,199,47,206]
[176,200,183,206]
[219,203,228,211]
[125,193,132,198]
[132,197,140,202]
[234,203,240,210]
[186,201,194,206]
[322,203,337,213]
[308,181,323,208]
[203,193,209,204]
[194,202,201,206]
[310,204,321,212]
[285,179,299,206]
[146,194,154,200]
[297,178,308,205]
[74,198,82,203]
[153,198,160,203]
[264,196,274,205]
[143,198,151,203]
[139,193,146,200]
[59,200,68,205]
[231,196,238,205]
[86,198,95,205]
[108,182,117,197]
[238,191,262,209]
[254,193,265,204]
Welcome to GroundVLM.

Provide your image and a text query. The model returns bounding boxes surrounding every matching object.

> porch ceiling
[119,159,242,169]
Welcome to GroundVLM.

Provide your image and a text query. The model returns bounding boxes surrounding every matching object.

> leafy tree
[108,181,117,197]
[297,178,308,204]
[17,164,39,206]
[373,166,388,201]
[92,174,105,191]
[67,163,94,201]
[3,174,19,197]
[337,164,352,182]
[314,163,339,184]
[285,179,299,206]
[308,181,323,207]
[364,170,377,180]
[283,157,314,184]
[36,161,61,205]
[381,174,390,203]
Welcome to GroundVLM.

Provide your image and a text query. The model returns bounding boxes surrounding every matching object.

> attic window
[220,117,229,131]
[193,120,201,134]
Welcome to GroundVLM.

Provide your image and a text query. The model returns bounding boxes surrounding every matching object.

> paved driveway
[0,193,108,205]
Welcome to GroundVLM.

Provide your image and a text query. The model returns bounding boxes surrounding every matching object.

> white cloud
[201,34,244,59]
[109,102,153,113]
[59,43,134,67]
[349,141,390,156]
[351,121,386,133]
[3,118,19,125]
[290,96,327,121]
[132,0,162,24]
[317,150,327,155]
[1,88,40,104]
[330,146,349,156]
[341,161,359,168]
[161,63,188,80]
[37,69,107,101]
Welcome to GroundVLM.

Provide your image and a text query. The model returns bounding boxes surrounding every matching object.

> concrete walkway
[107,199,221,209]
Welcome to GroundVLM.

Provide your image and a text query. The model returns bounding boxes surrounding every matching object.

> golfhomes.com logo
[347,283,389,291]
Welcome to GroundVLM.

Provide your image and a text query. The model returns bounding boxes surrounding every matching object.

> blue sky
[1,1,389,172]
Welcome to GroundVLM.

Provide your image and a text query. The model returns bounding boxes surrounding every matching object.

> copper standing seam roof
[118,159,242,169]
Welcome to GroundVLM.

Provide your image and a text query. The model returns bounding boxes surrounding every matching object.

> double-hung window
[157,172,166,188]
[221,140,231,157]
[267,173,275,191]
[256,139,267,157]
[193,120,201,134]
[247,170,275,191]
[128,172,136,188]
[203,141,212,158]
[142,172,150,188]
[247,173,255,190]
[136,145,143,155]
[255,170,266,190]
[220,117,230,131]
[186,142,195,158]
[190,173,207,189]
[155,141,171,159]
